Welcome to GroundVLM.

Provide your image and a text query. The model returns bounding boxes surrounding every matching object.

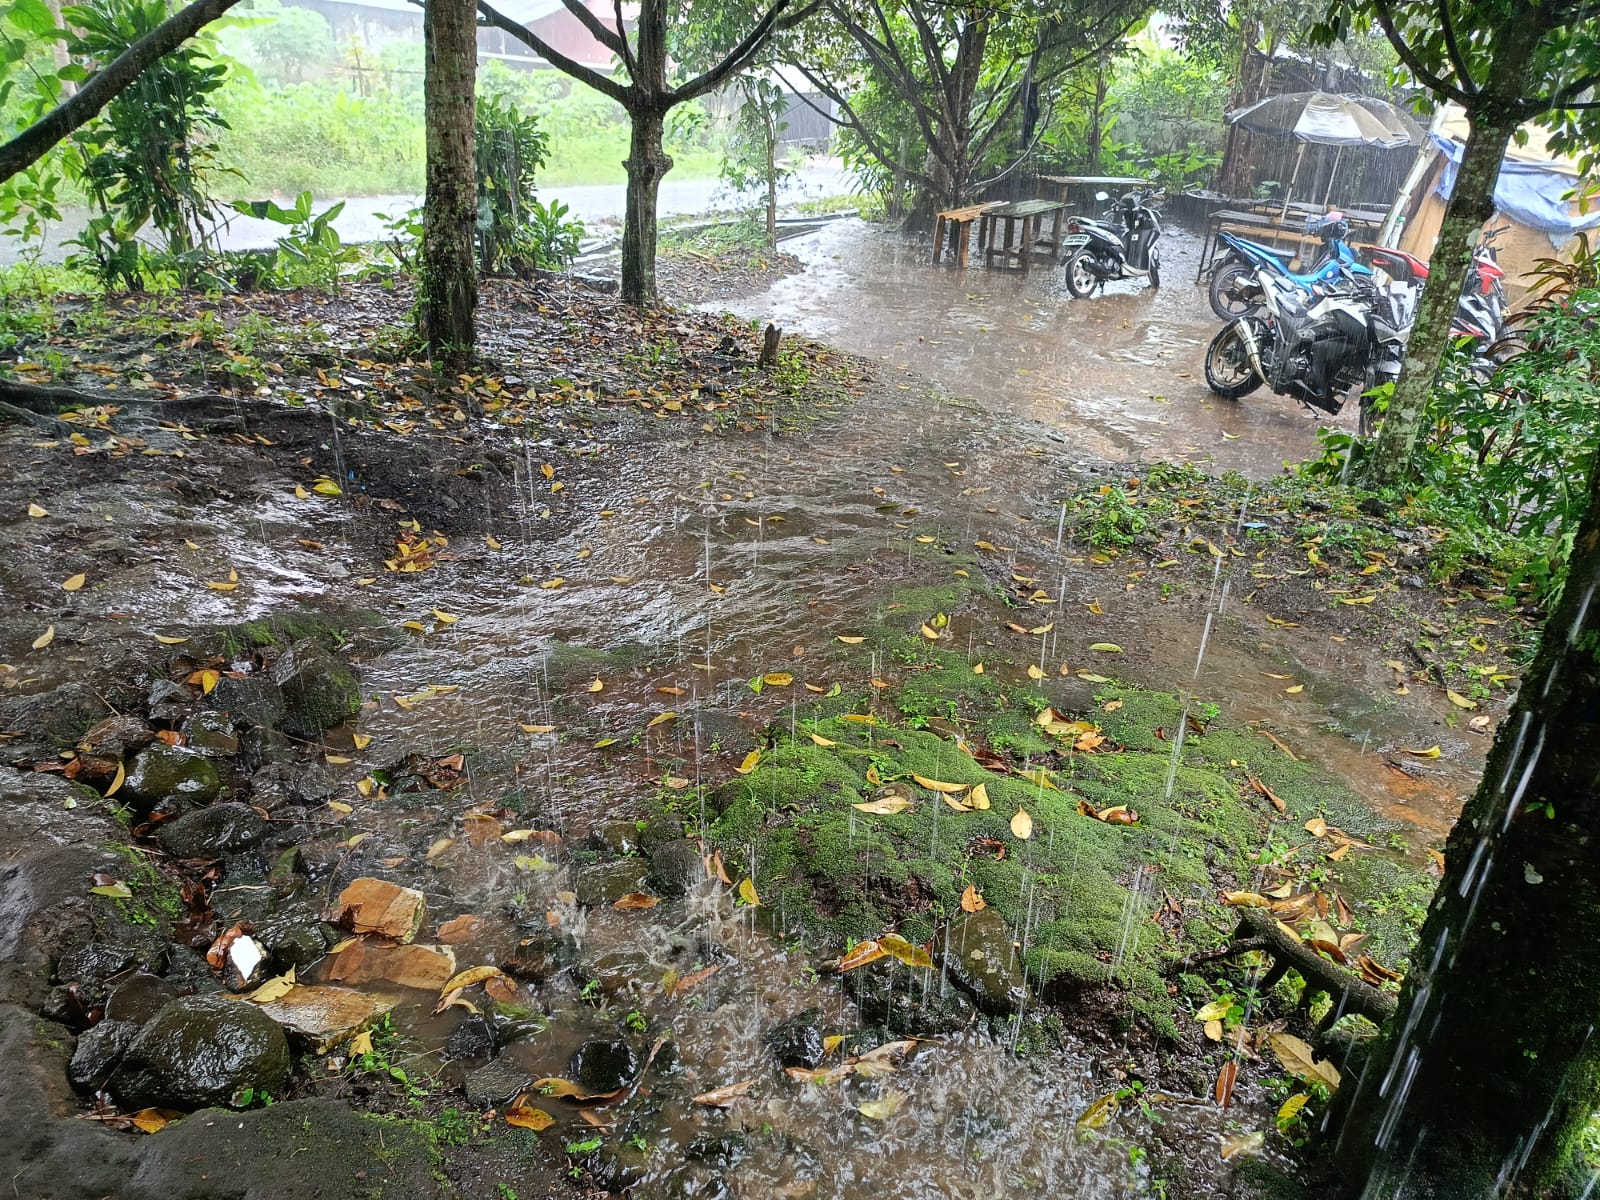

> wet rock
[254,901,332,970]
[121,745,221,808]
[1358,496,1386,517]
[105,973,179,1024]
[157,802,267,859]
[206,674,287,733]
[582,949,652,998]
[575,860,648,907]
[210,867,280,927]
[445,1013,498,1061]
[67,1018,137,1092]
[650,839,706,896]
[591,821,642,856]
[462,1058,533,1108]
[589,1142,650,1191]
[939,907,1026,1016]
[764,1008,826,1069]
[147,679,193,723]
[57,942,138,986]
[110,995,290,1109]
[253,985,392,1053]
[333,877,426,942]
[77,715,154,759]
[271,641,360,739]
[0,681,105,752]
[181,710,239,757]
[687,1131,748,1171]
[570,1037,639,1094]
[502,931,570,984]
[664,1164,732,1200]
[0,770,104,849]
[843,958,977,1037]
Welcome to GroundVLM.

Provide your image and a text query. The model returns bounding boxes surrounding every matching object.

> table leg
[1004,216,1016,266]
[932,215,946,264]
[956,220,971,270]
[1050,208,1065,261]
[1021,215,1034,273]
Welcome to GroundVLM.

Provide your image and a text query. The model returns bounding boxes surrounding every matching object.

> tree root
[1177,908,1398,1033]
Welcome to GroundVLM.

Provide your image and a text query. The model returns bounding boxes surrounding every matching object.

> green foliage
[231,190,361,290]
[526,198,584,269]
[235,0,337,83]
[474,94,548,276]
[718,78,796,243]
[63,0,233,288]
[1307,284,1600,604]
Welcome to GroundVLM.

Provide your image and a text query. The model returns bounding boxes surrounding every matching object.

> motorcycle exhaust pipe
[1236,319,1266,381]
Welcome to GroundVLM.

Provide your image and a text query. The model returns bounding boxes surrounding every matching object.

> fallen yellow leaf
[61,573,86,592]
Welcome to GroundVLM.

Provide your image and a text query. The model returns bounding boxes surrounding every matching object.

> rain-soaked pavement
[724,218,1361,479]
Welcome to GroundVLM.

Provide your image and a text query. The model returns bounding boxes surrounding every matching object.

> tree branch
[792,61,934,193]
[1370,0,1472,107]
[610,0,635,76]
[476,0,630,104]
[556,0,623,56]
[671,0,812,103]
[1437,0,1477,98]
[0,0,243,185]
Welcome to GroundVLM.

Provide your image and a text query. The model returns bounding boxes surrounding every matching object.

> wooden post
[758,323,781,369]
[956,219,971,269]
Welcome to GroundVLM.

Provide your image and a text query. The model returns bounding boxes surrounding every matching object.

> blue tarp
[1430,132,1600,240]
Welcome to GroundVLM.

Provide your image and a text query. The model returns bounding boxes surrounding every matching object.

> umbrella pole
[1323,146,1343,209]
[1281,143,1306,220]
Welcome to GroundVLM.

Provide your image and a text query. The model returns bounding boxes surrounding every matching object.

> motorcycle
[1061,188,1164,297]
[1208,212,1372,320]
[1360,227,1517,363]
[1203,266,1414,435]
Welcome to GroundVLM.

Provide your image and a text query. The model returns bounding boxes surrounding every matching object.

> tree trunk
[620,104,671,306]
[765,110,777,248]
[1332,456,1600,1198]
[1357,111,1519,490]
[420,0,477,363]
[1086,57,1107,174]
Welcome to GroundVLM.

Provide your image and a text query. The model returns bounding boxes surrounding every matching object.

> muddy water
[723,219,1364,479]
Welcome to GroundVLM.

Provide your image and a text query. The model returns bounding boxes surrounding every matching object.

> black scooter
[1061,188,1164,297]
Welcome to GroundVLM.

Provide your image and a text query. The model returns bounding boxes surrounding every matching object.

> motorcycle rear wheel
[1204,322,1264,400]
[1064,249,1098,299]
[1208,260,1261,320]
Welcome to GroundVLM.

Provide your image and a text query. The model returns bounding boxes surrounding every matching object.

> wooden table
[979,199,1071,271]
[1037,174,1148,205]
[931,200,1003,268]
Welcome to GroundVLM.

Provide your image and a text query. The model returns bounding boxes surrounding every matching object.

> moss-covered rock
[691,641,1432,1041]
[271,640,361,739]
[121,745,221,808]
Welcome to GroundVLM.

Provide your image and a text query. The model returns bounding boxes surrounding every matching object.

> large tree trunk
[620,104,671,306]
[420,0,477,363]
[1332,455,1600,1198]
[1357,110,1519,490]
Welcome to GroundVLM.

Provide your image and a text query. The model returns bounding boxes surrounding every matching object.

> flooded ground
[0,257,1502,1198]
[724,219,1361,478]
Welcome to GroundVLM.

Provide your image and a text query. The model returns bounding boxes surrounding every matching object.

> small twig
[1172,934,1270,973]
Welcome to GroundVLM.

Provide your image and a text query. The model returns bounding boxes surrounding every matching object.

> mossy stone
[122,745,221,808]
[271,641,360,739]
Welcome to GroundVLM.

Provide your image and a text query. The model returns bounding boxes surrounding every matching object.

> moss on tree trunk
[1334,453,1600,1197]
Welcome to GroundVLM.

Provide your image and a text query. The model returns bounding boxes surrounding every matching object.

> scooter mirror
[1094,191,1109,202]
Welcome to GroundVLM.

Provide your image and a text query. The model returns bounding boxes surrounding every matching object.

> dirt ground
[0,259,1532,1200]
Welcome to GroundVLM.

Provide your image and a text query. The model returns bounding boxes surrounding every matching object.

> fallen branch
[1178,908,1398,1033]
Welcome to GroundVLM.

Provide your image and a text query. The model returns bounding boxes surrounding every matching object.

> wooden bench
[932,201,1003,269]
[978,199,1071,272]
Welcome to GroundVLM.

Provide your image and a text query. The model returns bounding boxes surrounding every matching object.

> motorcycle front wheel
[1147,246,1161,288]
[1208,260,1261,320]
[1204,321,1264,400]
[1064,249,1099,298]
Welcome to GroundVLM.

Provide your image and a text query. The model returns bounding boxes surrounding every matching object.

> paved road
[0,163,855,265]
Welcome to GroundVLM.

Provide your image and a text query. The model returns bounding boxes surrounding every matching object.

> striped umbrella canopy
[1226,91,1423,149]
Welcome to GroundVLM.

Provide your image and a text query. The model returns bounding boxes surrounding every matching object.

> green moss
[689,649,1434,1040]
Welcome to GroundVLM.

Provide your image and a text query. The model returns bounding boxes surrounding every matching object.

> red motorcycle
[1358,228,1518,367]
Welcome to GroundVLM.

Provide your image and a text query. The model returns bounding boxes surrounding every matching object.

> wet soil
[0,251,1527,1199]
